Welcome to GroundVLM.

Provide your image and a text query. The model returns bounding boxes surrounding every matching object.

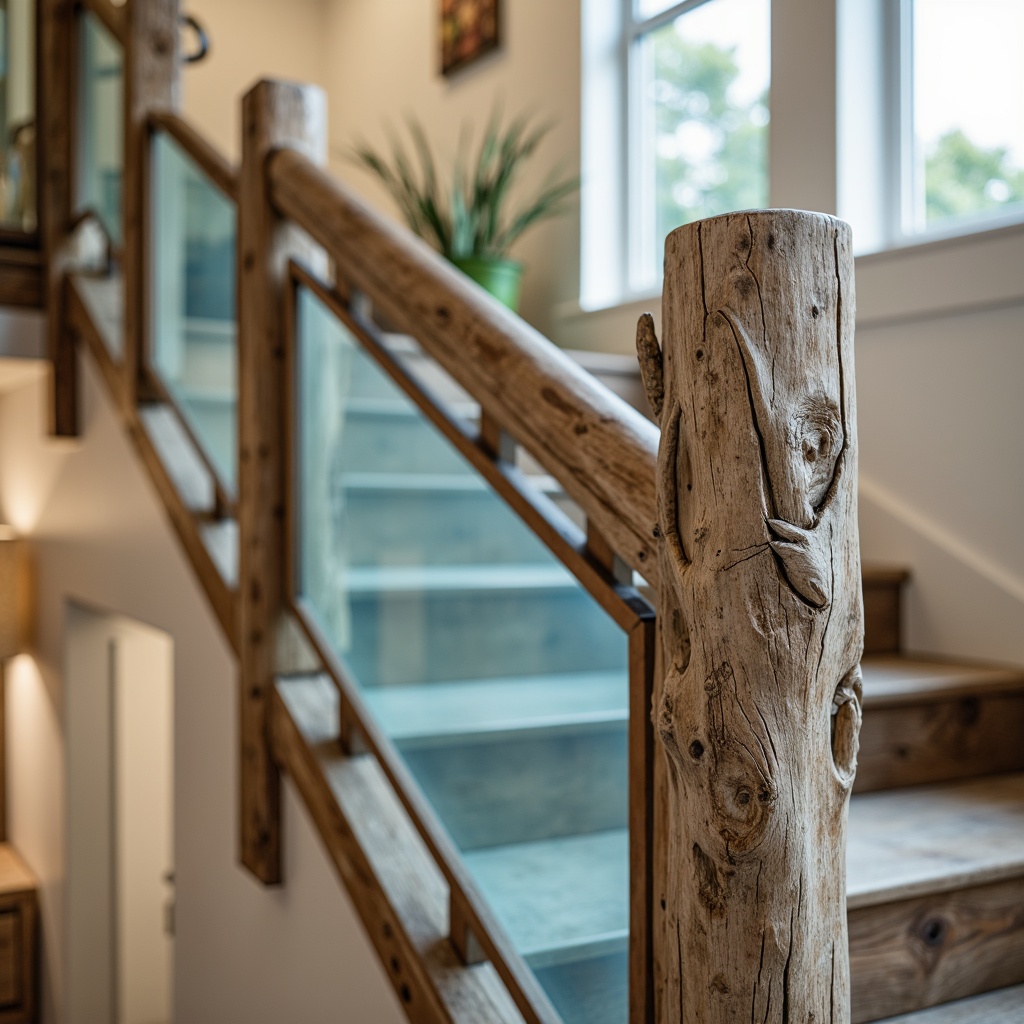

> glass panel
[0,0,37,232]
[638,0,769,283]
[151,132,238,493]
[79,13,124,245]
[912,0,1024,232]
[297,287,630,1024]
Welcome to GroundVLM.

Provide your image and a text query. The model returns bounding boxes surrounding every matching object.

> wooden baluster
[123,0,180,412]
[39,0,77,436]
[237,80,326,883]
[640,211,863,1024]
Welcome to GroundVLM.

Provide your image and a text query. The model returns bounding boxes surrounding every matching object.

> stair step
[363,670,627,745]
[863,565,908,654]
[875,985,1024,1022]
[463,830,628,959]
[335,564,628,687]
[858,655,1024,791]
[452,773,1024,1022]
[338,472,559,568]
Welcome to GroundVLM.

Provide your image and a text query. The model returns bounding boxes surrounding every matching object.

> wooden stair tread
[862,564,911,586]
[875,985,1024,1022]
[270,674,526,1023]
[364,671,627,745]
[71,272,124,358]
[450,773,1024,962]
[847,772,1024,909]
[200,519,238,588]
[139,404,218,515]
[862,654,1024,707]
[344,562,578,595]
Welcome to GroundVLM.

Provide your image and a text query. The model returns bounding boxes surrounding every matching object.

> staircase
[10,0,1024,1020]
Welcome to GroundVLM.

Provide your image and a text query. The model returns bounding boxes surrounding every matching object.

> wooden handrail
[267,148,662,588]
[78,0,128,43]
[148,110,239,201]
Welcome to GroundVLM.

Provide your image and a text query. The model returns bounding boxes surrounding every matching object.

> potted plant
[351,108,579,311]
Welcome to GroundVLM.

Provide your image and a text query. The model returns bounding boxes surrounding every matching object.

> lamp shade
[0,529,32,659]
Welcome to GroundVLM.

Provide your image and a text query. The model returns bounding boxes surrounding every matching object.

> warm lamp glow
[0,530,32,660]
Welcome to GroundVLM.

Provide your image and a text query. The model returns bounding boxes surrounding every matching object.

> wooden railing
[32,2,864,1023]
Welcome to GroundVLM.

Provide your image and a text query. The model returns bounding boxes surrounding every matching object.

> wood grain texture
[237,81,326,884]
[870,985,1024,1024]
[849,877,1024,1022]
[268,152,661,585]
[646,211,863,1024]
[0,253,44,309]
[123,0,180,411]
[847,773,1024,910]
[270,676,525,1024]
[40,0,77,435]
[0,844,38,1024]
[148,111,239,200]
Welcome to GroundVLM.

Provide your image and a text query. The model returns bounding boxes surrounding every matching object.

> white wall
[0,356,404,1024]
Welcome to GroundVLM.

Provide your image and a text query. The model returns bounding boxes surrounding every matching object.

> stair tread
[463,830,629,959]
[345,562,577,594]
[366,656,1022,744]
[462,772,1024,957]
[876,984,1024,1023]
[364,671,627,744]
[847,772,1024,908]
[862,654,1024,706]
[139,404,216,515]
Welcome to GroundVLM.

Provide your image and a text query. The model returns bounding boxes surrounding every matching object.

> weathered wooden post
[638,211,863,1023]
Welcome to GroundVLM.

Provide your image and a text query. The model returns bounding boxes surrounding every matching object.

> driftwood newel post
[638,211,863,1023]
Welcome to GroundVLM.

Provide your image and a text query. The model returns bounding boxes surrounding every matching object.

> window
[899,0,1024,238]
[582,0,770,307]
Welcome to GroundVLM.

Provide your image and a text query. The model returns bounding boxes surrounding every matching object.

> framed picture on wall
[441,0,500,77]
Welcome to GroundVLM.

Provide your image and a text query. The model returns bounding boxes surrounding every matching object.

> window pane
[913,0,1024,231]
[640,0,769,279]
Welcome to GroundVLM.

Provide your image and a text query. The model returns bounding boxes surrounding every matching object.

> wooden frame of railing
[33,0,864,1015]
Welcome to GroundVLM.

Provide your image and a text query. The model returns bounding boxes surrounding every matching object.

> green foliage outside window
[924,128,1024,226]
[653,34,769,248]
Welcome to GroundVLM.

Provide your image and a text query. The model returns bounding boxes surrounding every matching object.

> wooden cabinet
[0,846,37,1023]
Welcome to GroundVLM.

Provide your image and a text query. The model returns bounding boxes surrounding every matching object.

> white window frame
[582,0,770,309]
[839,0,1024,255]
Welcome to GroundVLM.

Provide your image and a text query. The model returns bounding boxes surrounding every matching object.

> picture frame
[440,0,500,77]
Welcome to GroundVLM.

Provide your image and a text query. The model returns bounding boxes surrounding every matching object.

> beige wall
[183,0,330,160]
[0,357,404,1024]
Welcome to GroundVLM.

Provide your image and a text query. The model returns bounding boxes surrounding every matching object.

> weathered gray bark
[639,211,863,1023]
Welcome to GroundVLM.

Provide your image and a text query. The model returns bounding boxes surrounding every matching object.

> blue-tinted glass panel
[79,13,123,245]
[151,132,237,492]
[296,287,629,1022]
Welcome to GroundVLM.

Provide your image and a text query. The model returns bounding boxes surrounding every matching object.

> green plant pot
[452,256,524,311]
